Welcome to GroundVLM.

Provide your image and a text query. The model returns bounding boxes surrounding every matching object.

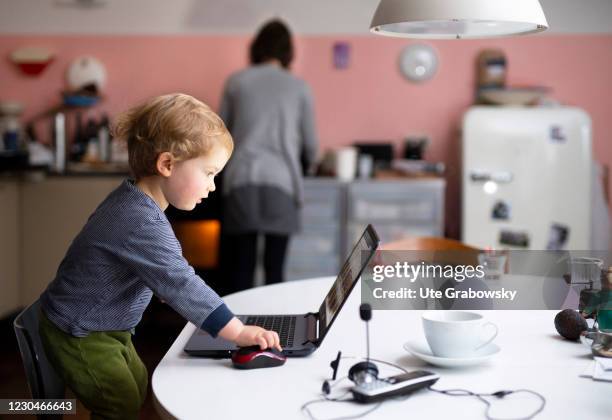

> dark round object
[554,309,588,340]
[348,361,379,384]
[359,303,372,321]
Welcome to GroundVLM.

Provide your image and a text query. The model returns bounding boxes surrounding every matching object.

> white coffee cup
[335,147,357,181]
[422,311,498,358]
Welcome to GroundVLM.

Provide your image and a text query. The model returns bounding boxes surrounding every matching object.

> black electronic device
[351,370,439,403]
[353,143,394,169]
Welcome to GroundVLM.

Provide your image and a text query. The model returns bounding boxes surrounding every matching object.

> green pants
[38,310,148,420]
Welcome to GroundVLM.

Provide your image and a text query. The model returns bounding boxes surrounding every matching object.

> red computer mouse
[231,346,287,370]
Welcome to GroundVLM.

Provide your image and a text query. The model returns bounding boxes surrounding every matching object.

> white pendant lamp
[370,0,548,39]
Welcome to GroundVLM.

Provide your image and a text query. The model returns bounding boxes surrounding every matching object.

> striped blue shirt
[40,179,234,338]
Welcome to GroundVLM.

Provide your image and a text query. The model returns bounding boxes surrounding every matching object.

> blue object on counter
[63,95,100,107]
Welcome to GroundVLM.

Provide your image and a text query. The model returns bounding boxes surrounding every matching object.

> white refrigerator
[461,106,602,250]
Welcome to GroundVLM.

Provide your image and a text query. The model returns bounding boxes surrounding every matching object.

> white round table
[152,277,611,420]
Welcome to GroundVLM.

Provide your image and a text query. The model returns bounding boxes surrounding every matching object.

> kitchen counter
[1,165,443,181]
[0,162,130,179]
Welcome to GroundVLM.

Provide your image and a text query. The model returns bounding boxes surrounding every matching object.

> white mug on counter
[335,147,357,181]
[422,311,498,358]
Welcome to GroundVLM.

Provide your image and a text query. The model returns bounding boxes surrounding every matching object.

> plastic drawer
[288,226,340,257]
[347,223,442,250]
[285,256,339,281]
[302,180,344,224]
[347,180,443,223]
[352,199,436,222]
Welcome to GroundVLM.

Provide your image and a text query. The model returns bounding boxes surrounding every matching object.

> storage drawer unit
[285,179,345,281]
[285,178,445,281]
[346,179,445,255]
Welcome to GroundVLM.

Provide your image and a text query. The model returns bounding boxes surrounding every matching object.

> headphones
[321,352,380,395]
[348,361,379,385]
[322,304,380,395]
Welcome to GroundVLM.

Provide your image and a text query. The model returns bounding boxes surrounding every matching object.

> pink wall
[1,34,611,237]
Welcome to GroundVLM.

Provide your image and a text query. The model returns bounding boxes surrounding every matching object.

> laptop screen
[317,225,379,342]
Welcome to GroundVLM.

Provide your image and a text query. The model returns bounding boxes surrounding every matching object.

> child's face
[162,145,230,211]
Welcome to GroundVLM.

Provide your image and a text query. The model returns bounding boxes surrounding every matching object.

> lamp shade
[370,0,548,39]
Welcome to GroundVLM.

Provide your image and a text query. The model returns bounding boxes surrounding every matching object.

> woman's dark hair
[249,19,294,69]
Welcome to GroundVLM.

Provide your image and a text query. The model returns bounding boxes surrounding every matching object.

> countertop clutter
[3,99,443,181]
[316,140,444,181]
[0,54,115,173]
[0,156,444,181]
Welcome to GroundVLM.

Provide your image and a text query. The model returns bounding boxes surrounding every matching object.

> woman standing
[219,19,318,293]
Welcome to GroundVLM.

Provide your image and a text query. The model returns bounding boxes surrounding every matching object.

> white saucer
[403,341,500,368]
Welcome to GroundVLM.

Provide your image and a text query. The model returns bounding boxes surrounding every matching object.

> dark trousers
[221,232,290,294]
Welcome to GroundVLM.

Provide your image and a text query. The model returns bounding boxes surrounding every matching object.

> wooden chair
[379,237,484,310]
[380,236,482,276]
[382,236,480,252]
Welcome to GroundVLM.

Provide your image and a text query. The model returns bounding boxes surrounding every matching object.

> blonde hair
[113,93,233,179]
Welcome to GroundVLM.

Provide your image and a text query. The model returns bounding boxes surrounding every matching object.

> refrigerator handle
[470,170,513,183]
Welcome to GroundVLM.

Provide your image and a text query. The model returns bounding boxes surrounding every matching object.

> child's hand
[235,325,282,352]
[218,317,282,351]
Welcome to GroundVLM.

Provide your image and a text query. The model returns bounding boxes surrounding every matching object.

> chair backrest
[382,236,480,252]
[13,300,65,400]
[381,237,484,310]
[381,236,481,266]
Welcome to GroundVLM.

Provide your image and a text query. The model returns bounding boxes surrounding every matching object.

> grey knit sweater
[219,63,318,234]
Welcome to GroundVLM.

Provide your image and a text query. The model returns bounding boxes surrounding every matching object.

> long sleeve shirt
[219,63,318,234]
[40,179,233,338]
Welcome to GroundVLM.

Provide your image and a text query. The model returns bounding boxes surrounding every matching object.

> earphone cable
[305,354,545,420]
[428,386,546,420]
[300,357,409,420]
[301,396,383,420]
[365,323,370,364]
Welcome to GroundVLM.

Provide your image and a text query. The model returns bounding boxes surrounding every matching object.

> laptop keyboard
[245,316,296,348]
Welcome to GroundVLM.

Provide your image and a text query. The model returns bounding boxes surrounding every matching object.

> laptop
[184,224,380,358]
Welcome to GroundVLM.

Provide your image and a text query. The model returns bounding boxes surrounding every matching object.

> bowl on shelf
[10,47,54,76]
[479,87,549,106]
